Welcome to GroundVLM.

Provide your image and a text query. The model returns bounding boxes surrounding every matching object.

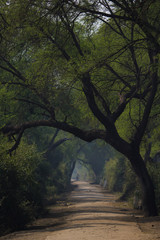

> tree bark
[105,134,158,216]
[128,149,157,216]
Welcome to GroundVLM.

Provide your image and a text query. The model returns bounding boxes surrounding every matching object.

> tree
[0,0,160,216]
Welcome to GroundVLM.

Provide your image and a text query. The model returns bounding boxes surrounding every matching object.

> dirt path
[1,181,160,240]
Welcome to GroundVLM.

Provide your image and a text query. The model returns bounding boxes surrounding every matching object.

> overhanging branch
[1,119,106,153]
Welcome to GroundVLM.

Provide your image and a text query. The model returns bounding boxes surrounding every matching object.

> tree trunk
[105,133,158,216]
[128,150,157,216]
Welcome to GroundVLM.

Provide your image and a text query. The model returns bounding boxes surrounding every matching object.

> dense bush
[103,156,140,204]
[46,145,76,194]
[0,137,46,230]
[120,160,139,202]
[103,157,125,192]
[0,131,78,233]
[147,162,160,212]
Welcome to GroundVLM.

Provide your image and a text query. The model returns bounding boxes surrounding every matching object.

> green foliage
[147,162,160,211]
[0,0,160,217]
[0,130,79,232]
[0,86,16,127]
[103,157,125,192]
[120,160,139,201]
[0,136,45,230]
[38,130,80,195]
[47,148,69,193]
[103,155,140,201]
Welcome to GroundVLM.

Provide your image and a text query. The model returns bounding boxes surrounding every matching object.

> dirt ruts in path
[0,181,160,240]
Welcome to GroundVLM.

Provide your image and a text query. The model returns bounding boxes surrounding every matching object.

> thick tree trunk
[105,133,158,216]
[128,150,157,216]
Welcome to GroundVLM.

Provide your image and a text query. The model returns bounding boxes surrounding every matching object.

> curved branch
[81,72,116,131]
[1,119,106,150]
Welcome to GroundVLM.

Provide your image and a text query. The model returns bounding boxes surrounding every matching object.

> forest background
[0,0,160,234]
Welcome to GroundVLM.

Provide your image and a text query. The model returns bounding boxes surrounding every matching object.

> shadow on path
[22,181,135,234]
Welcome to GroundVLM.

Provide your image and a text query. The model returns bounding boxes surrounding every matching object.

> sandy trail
[0,181,160,240]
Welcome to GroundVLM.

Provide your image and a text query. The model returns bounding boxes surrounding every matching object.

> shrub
[103,157,125,192]
[0,137,45,230]
[147,162,160,212]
